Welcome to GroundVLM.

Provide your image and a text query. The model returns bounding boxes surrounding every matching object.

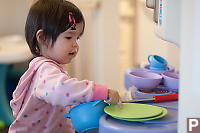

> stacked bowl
[125,55,179,99]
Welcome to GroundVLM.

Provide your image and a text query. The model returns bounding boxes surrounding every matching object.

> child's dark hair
[25,0,85,56]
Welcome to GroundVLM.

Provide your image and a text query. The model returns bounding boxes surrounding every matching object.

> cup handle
[148,54,153,64]
[167,66,170,70]
[64,113,71,118]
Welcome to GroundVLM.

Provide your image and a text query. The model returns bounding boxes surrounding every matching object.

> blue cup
[149,66,167,71]
[148,55,168,71]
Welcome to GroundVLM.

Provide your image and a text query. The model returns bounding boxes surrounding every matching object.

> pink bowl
[128,71,162,90]
[162,72,179,91]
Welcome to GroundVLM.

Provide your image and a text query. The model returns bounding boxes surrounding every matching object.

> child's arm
[34,62,108,107]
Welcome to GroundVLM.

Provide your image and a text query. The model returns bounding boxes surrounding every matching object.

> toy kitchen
[98,0,200,133]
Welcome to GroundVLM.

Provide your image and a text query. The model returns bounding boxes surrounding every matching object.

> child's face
[45,22,83,64]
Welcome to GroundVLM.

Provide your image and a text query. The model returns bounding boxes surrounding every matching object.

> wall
[119,0,136,91]
[135,0,180,72]
[0,0,30,36]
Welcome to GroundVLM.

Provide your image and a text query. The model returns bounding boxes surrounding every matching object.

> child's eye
[65,37,72,39]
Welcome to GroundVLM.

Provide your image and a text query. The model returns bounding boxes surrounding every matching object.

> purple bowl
[128,71,162,90]
[125,68,148,89]
[133,86,173,99]
[162,72,179,91]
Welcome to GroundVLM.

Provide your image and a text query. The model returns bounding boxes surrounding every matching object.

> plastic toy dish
[124,68,148,89]
[162,72,179,91]
[104,103,163,119]
[133,86,174,99]
[144,65,175,74]
[141,107,176,124]
[64,100,108,133]
[112,107,168,122]
[128,71,162,90]
[139,88,170,94]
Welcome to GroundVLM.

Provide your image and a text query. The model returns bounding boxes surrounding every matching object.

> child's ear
[36,29,47,45]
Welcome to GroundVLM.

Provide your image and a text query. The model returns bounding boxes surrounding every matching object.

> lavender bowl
[162,72,179,91]
[128,71,162,90]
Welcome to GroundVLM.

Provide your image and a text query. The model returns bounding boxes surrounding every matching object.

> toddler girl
[9,0,121,133]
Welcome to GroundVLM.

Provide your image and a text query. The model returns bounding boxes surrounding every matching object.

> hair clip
[68,12,76,30]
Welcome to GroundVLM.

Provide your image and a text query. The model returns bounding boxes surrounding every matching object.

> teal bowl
[64,100,108,133]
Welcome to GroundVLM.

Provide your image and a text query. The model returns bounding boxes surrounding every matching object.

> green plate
[104,103,163,119]
[112,107,168,122]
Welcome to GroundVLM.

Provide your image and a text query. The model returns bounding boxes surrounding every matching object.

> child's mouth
[69,52,75,55]
[69,51,76,56]
[69,49,77,56]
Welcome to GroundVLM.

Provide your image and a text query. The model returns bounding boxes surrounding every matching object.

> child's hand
[107,89,121,105]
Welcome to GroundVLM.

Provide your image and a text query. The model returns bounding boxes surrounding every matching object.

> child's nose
[73,41,79,48]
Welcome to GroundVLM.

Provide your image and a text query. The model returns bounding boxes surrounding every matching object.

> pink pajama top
[9,57,108,133]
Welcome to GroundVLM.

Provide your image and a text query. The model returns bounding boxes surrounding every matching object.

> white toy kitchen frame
[146,0,200,132]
